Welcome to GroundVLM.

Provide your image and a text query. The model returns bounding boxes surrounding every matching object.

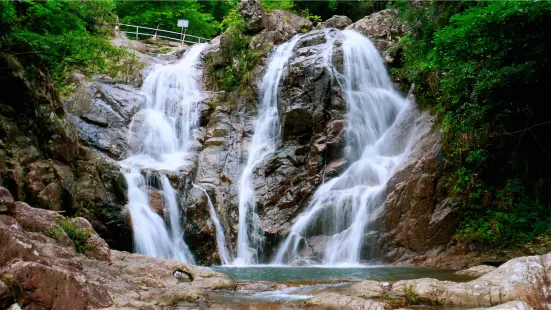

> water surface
[212,266,473,283]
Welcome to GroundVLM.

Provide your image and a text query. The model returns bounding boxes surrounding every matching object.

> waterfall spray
[234,35,302,265]
[273,30,416,265]
[121,44,207,263]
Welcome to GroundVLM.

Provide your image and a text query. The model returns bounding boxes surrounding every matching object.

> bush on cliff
[394,0,551,245]
[0,0,132,85]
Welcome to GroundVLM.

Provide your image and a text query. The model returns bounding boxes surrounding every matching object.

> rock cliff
[1,0,528,268]
[0,186,235,309]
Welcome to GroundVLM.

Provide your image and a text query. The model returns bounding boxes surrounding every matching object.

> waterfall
[120,43,207,263]
[193,184,232,265]
[234,35,302,265]
[273,30,415,265]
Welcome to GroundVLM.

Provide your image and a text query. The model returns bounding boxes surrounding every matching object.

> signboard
[177,19,189,28]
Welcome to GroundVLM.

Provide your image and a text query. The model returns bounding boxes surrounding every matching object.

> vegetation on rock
[0,0,135,86]
[60,218,91,253]
[393,0,551,245]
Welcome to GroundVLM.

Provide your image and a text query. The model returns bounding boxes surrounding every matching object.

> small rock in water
[173,269,193,283]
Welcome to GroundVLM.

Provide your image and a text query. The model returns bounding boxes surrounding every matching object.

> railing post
[153,24,159,40]
[181,28,187,44]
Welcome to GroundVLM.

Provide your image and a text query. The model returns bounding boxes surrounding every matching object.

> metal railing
[116,23,210,45]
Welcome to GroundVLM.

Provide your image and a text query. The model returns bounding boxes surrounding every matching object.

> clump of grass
[404,284,419,305]
[59,219,90,253]
[44,226,64,240]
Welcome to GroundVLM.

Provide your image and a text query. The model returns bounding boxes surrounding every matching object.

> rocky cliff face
[0,53,132,251]
[0,186,235,309]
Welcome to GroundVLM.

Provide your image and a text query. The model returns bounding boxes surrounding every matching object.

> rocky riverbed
[2,184,549,309]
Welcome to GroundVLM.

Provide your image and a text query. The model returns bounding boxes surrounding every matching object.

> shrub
[394,0,551,246]
[60,219,90,253]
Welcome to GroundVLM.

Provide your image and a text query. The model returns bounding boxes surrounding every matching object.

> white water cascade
[234,35,302,265]
[121,43,208,263]
[193,184,232,265]
[273,30,416,265]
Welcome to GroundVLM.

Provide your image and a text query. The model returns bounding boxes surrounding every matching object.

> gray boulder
[238,0,266,33]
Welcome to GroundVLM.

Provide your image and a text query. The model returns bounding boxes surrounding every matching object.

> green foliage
[260,0,383,21]
[293,0,382,21]
[212,8,263,92]
[395,1,551,245]
[44,226,64,241]
[1,0,135,85]
[115,0,219,38]
[299,8,322,26]
[261,0,296,12]
[200,0,238,22]
[404,284,419,305]
[60,219,90,253]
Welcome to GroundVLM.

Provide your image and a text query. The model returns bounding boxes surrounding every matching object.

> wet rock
[455,265,497,277]
[316,15,353,30]
[148,189,165,217]
[306,292,391,310]
[238,0,266,33]
[346,9,405,66]
[364,109,456,264]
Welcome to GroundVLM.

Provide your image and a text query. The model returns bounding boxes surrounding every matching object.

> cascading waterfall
[120,43,208,263]
[193,184,232,265]
[273,30,415,265]
[234,35,302,265]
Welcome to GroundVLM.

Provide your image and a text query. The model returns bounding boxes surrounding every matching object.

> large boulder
[66,79,143,160]
[316,15,353,30]
[249,10,312,52]
[346,9,404,45]
[346,9,406,65]
[238,0,266,33]
[390,252,551,307]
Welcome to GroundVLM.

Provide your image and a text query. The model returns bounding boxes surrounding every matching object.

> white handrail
[116,22,210,44]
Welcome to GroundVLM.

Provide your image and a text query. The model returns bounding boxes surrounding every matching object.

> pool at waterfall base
[204,266,475,309]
